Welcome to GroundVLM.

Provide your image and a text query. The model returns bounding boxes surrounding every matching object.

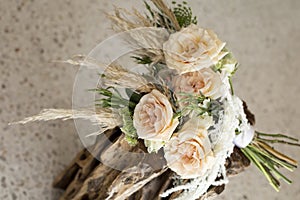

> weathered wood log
[53,128,122,199]
[72,163,120,200]
[54,104,254,200]
[54,143,250,200]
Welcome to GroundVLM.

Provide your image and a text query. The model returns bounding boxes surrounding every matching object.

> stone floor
[0,0,299,199]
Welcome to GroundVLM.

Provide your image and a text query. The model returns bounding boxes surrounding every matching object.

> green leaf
[120,107,138,146]
[125,88,142,105]
[131,56,152,64]
[124,135,138,146]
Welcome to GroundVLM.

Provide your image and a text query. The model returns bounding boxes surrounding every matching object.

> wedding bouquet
[14,0,299,199]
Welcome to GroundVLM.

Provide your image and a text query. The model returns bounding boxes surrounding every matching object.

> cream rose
[133,89,179,142]
[173,67,225,100]
[163,24,227,74]
[164,117,215,179]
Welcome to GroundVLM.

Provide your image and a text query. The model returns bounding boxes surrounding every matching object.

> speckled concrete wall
[0,0,299,199]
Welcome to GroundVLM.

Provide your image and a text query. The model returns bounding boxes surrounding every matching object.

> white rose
[133,89,179,142]
[163,24,227,74]
[172,67,225,100]
[164,117,216,179]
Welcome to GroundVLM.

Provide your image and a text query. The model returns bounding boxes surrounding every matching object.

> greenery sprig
[213,50,238,95]
[176,92,223,121]
[120,107,138,146]
[91,87,143,146]
[92,87,136,109]
[172,1,197,27]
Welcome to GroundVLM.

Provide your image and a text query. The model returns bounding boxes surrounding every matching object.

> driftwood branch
[54,104,255,200]
[54,140,250,200]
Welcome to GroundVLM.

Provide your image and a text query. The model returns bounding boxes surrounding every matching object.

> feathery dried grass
[55,55,152,92]
[10,108,122,135]
[107,6,154,32]
[107,7,170,64]
[102,64,150,91]
[127,27,169,64]
[53,54,104,69]
[150,0,180,31]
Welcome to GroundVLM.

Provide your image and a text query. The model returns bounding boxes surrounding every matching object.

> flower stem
[257,138,300,147]
[257,141,298,166]
[248,144,296,171]
[256,131,299,142]
[229,77,234,95]
[249,147,292,184]
[242,147,280,191]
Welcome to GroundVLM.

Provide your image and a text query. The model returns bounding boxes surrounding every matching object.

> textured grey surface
[0,0,299,199]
